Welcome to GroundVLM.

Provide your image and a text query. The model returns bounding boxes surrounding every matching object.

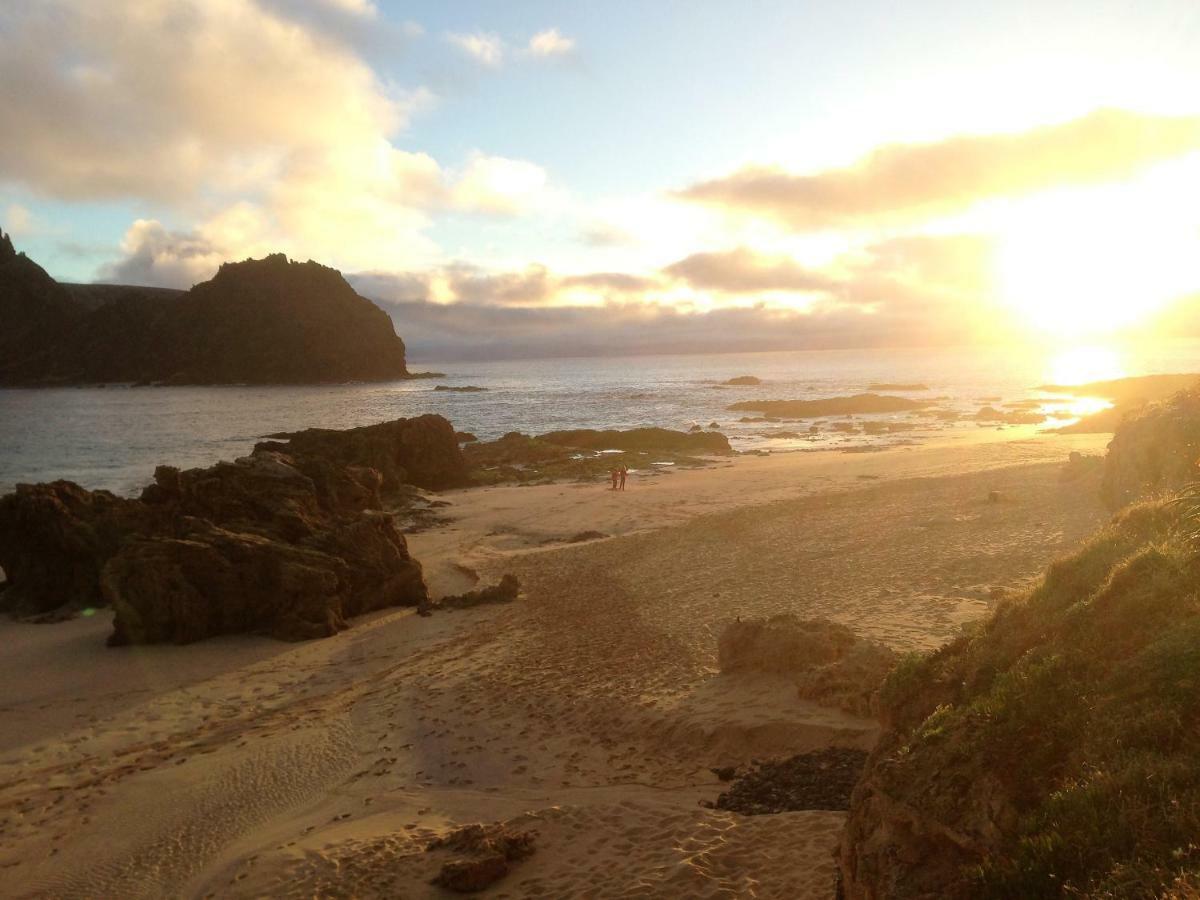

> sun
[993,177,1199,339]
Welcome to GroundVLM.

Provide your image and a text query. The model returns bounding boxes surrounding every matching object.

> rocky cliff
[0,232,411,385]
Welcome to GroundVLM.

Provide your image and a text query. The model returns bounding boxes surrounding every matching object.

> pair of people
[609,465,628,491]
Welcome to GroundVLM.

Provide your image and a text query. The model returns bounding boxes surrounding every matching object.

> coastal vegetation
[840,388,1200,898]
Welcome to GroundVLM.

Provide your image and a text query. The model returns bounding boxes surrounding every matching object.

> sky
[2,0,1200,360]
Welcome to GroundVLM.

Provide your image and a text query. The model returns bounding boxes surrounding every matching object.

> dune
[0,428,1111,898]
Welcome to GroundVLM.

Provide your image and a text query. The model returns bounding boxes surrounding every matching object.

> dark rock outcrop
[258,415,468,494]
[427,823,537,893]
[433,574,520,611]
[973,406,1044,425]
[728,394,933,417]
[709,748,868,815]
[0,235,413,385]
[0,416,465,642]
[0,482,145,616]
[1100,387,1200,510]
[104,510,424,645]
[724,375,761,385]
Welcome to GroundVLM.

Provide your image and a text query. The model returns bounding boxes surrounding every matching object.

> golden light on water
[1034,345,1125,425]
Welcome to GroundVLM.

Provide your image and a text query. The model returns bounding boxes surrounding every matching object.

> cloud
[99,219,232,288]
[446,31,505,66]
[0,1,554,280]
[315,0,377,17]
[561,272,656,293]
[525,28,574,58]
[361,291,993,362]
[664,247,838,293]
[0,0,407,204]
[344,231,1019,360]
[679,109,1200,230]
[451,153,550,215]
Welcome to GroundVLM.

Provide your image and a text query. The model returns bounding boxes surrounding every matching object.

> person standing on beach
[619,465,628,491]
[610,468,619,490]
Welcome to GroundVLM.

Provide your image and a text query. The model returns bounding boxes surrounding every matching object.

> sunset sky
[2,0,1200,359]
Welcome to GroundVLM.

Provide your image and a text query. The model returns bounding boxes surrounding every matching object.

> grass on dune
[876,497,1200,898]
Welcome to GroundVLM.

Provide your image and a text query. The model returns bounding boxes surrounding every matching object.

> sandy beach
[0,429,1111,899]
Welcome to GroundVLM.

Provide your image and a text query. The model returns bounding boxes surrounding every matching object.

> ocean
[2,341,1197,497]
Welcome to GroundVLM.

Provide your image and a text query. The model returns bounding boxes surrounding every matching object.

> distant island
[0,231,417,386]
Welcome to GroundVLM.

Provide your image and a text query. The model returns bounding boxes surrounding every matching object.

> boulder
[103,514,425,645]
[0,481,145,615]
[427,823,537,893]
[434,855,509,893]
[724,375,762,385]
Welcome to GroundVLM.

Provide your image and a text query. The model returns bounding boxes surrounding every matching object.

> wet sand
[0,428,1110,898]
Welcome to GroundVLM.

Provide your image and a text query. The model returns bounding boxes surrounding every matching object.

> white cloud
[0,1,559,282]
[451,154,551,215]
[446,31,505,67]
[526,28,574,58]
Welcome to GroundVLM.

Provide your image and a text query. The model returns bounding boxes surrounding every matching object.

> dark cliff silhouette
[0,232,411,385]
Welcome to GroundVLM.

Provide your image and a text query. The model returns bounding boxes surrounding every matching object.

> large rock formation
[257,414,469,494]
[0,232,412,385]
[0,415,468,643]
[1100,386,1200,510]
[838,496,1198,898]
[0,230,88,384]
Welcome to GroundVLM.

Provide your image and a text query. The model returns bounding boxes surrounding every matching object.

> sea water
[2,341,1198,496]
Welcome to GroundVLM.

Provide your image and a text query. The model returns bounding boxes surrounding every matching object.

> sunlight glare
[995,176,1199,339]
[1044,345,1125,386]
